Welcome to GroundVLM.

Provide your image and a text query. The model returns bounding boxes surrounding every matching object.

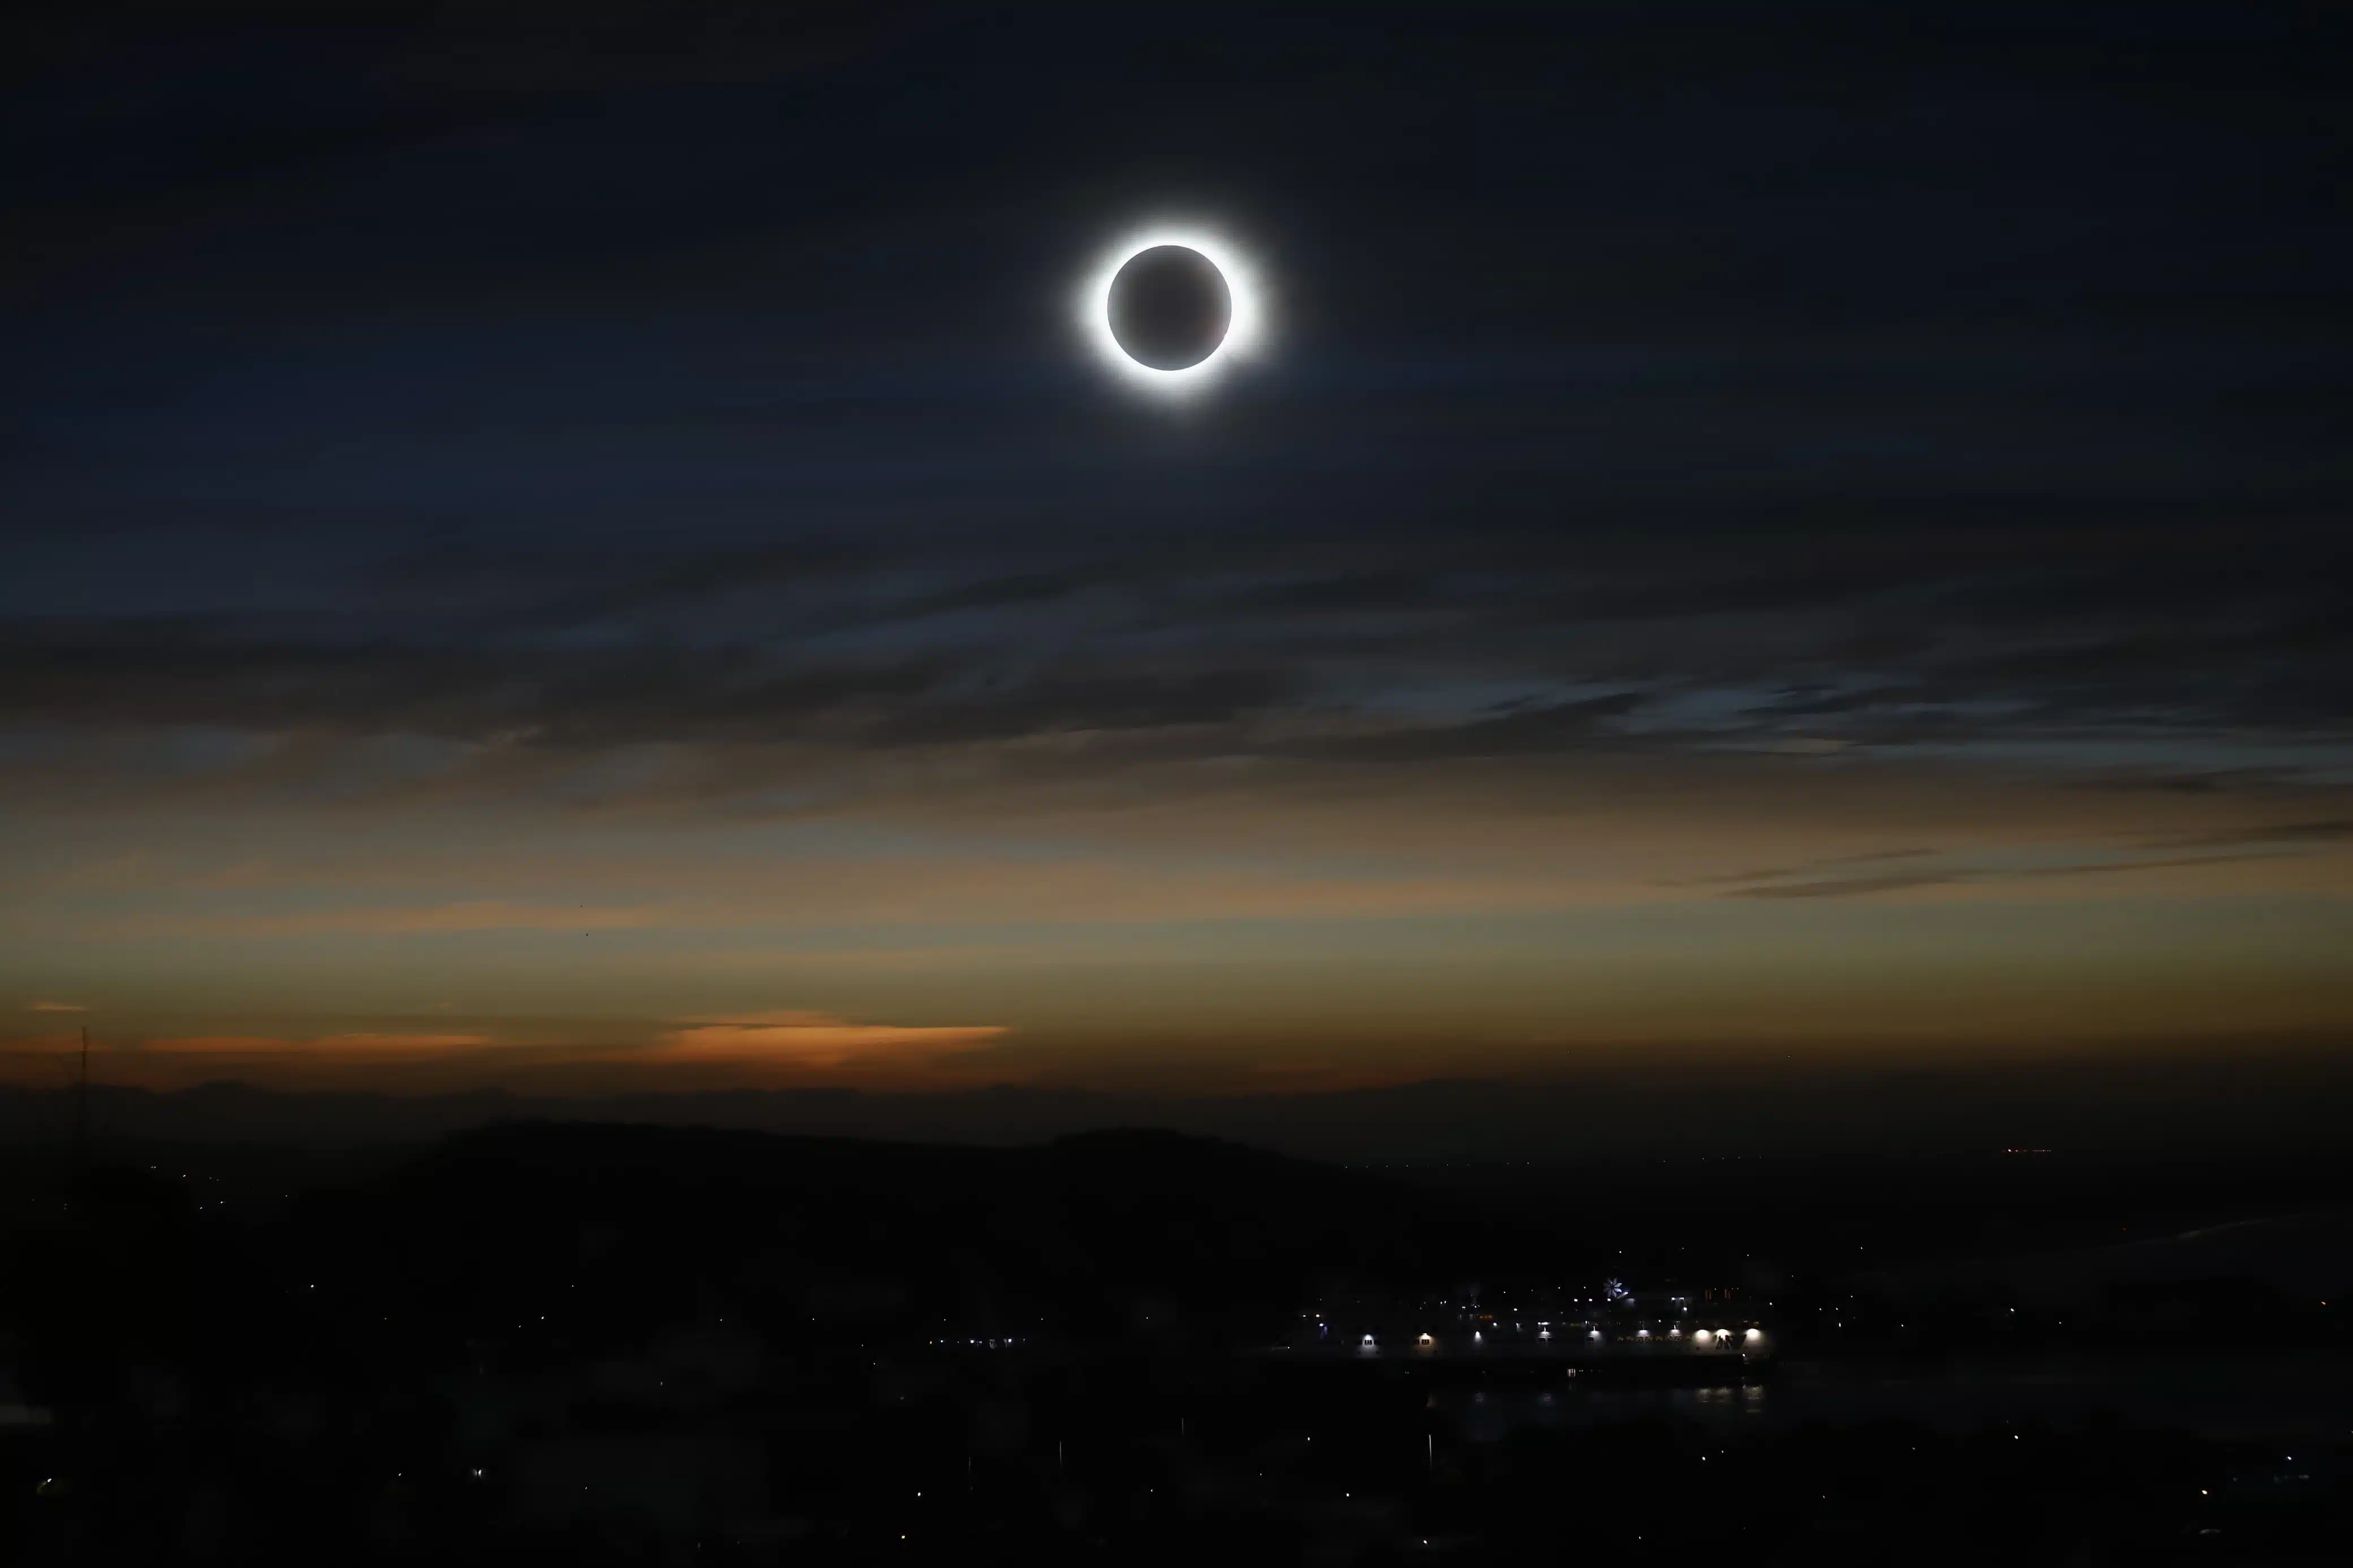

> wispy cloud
[4,510,2347,797]
[1723,850,2296,901]
[1727,870,1964,900]
[2137,818,2353,851]
[27,1001,88,1013]
[652,1010,1007,1069]
[120,901,671,938]
[137,1033,495,1056]
[1683,848,1937,889]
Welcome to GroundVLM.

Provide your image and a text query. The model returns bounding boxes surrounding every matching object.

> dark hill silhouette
[15,1050,2353,1162]
[285,1121,1519,1353]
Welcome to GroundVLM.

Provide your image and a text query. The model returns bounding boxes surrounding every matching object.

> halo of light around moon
[1082,227,1261,394]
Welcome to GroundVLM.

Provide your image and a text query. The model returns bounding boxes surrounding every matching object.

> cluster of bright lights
[1079,226,1264,395]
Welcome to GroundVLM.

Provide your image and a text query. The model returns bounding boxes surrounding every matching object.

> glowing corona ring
[1081,227,1263,394]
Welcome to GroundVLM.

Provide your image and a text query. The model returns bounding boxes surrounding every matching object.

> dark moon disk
[1106,245,1232,370]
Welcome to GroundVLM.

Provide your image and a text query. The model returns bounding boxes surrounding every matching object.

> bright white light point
[1081,226,1263,395]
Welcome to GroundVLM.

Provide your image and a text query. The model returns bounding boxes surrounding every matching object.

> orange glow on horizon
[652,1010,1009,1069]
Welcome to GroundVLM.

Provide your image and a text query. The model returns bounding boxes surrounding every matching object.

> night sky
[5,3,2349,1100]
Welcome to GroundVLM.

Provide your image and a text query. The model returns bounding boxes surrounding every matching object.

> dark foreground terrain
[3,1121,2350,1563]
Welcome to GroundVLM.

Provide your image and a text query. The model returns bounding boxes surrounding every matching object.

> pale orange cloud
[132,901,669,937]
[652,1010,1007,1069]
[138,1033,494,1056]
[27,1001,88,1013]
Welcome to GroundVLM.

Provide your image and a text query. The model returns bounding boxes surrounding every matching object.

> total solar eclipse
[1107,245,1231,370]
[1082,228,1261,392]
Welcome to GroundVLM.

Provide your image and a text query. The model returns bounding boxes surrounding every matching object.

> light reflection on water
[1433,1350,2353,1442]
